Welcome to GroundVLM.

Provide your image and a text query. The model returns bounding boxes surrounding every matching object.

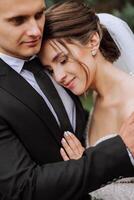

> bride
[39,1,134,199]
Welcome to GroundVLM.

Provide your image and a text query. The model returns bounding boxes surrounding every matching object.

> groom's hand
[119,112,134,156]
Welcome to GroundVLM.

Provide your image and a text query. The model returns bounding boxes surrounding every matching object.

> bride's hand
[60,131,85,161]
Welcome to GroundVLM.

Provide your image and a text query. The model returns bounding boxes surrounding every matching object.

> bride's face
[39,39,96,95]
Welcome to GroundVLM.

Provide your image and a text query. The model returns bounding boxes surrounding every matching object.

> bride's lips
[64,77,76,89]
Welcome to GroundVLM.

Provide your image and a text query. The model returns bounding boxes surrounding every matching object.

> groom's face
[0,0,46,59]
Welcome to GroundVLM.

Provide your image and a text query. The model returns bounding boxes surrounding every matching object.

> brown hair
[44,0,120,62]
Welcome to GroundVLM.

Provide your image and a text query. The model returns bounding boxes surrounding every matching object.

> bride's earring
[91,50,97,56]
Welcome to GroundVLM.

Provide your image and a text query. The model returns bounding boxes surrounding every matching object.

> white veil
[97,13,134,74]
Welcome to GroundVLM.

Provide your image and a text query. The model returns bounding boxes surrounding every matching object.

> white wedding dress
[90,178,134,200]
[88,135,134,200]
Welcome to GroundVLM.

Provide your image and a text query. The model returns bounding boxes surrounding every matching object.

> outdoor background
[45,0,134,111]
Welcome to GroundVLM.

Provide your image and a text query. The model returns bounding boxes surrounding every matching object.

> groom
[0,0,133,199]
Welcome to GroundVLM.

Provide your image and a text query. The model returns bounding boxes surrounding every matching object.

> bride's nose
[54,67,67,84]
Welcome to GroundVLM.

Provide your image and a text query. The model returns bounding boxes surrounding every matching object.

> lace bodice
[90,177,134,200]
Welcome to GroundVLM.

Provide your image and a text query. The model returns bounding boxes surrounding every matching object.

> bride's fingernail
[61,138,66,143]
[60,147,64,152]
[64,131,69,137]
[67,131,71,135]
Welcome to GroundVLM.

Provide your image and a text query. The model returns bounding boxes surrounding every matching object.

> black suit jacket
[0,58,133,200]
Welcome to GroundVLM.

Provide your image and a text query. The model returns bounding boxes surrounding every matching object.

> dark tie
[23,58,73,133]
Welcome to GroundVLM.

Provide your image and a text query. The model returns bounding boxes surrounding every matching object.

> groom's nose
[26,19,42,37]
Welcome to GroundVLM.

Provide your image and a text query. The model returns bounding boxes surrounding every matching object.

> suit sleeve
[0,118,133,200]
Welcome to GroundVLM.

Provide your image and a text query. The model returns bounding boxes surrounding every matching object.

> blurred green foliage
[80,92,93,111]
[113,2,134,31]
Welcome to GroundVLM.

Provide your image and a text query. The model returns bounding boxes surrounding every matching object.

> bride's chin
[70,83,88,96]
[72,89,85,96]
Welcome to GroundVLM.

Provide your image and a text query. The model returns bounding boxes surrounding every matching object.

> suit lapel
[0,59,63,145]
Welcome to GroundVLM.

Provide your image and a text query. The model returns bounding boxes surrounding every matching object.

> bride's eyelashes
[57,53,68,65]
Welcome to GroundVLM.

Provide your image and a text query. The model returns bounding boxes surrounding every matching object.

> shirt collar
[0,53,36,74]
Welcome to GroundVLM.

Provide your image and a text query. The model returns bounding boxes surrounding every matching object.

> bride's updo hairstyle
[44,0,120,63]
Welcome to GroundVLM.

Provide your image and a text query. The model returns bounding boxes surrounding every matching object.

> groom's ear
[87,32,100,52]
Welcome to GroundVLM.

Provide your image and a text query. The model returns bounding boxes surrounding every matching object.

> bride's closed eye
[58,54,68,65]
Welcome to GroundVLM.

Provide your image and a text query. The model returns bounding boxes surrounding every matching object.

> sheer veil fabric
[98,13,134,74]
